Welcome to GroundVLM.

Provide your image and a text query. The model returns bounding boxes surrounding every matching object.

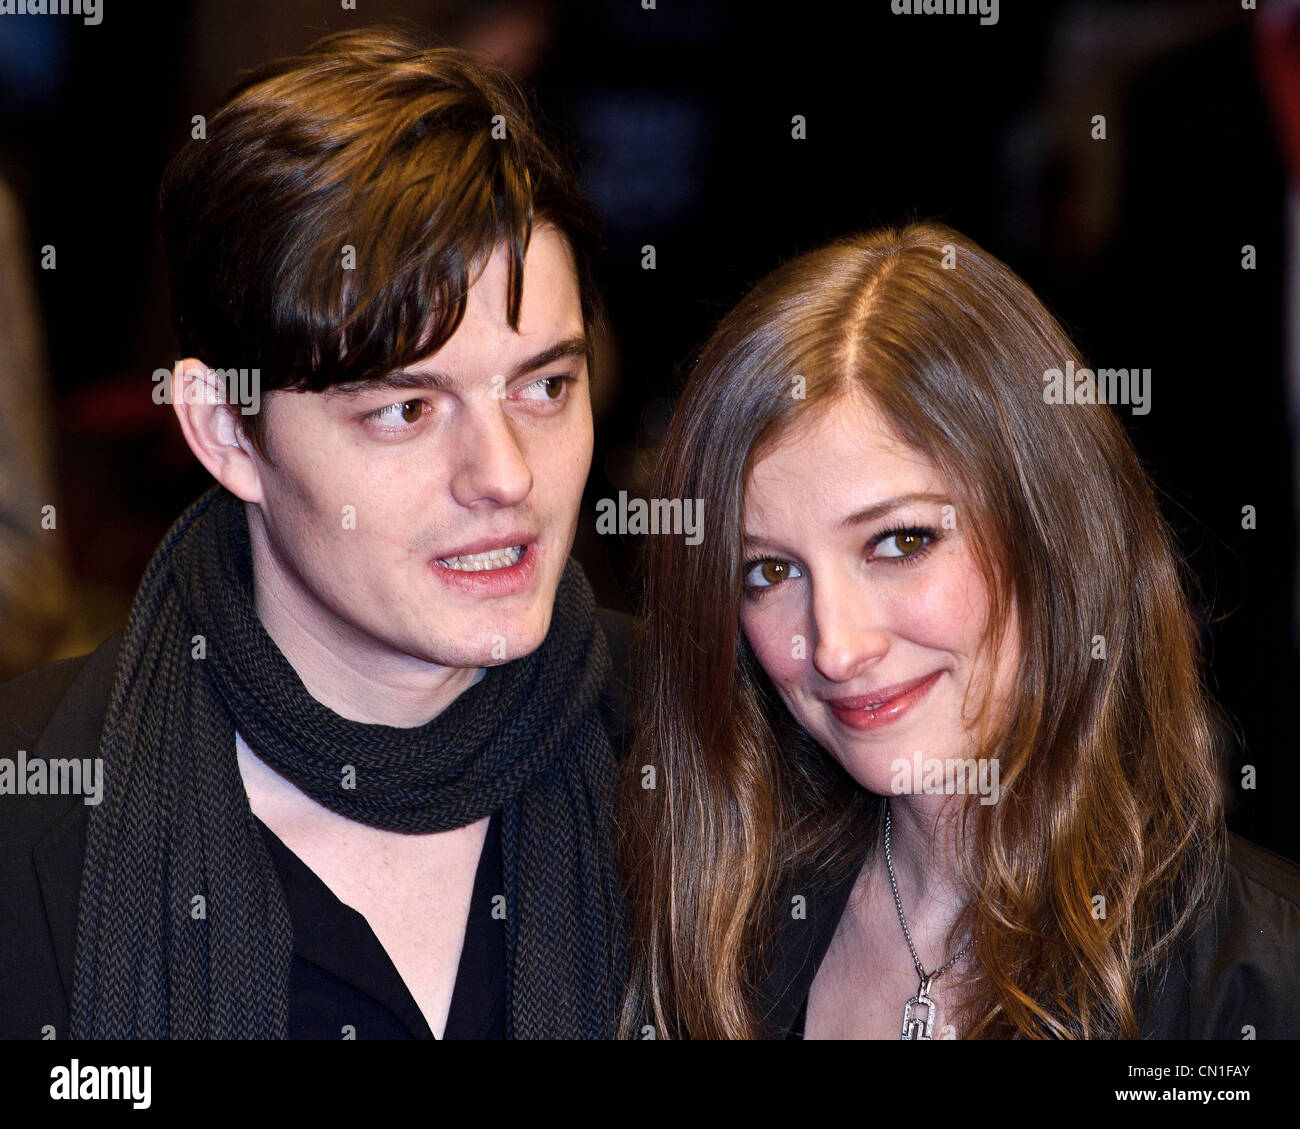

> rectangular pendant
[901,991,936,1040]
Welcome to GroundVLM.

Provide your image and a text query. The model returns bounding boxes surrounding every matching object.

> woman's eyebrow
[838,491,950,528]
[741,532,784,553]
[742,492,950,551]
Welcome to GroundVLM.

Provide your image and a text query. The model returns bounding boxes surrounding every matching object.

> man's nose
[448,402,533,508]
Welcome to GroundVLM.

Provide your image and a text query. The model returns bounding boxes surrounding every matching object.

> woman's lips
[822,669,943,732]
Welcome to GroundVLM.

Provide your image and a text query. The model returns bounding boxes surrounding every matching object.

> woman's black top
[758,832,1300,1040]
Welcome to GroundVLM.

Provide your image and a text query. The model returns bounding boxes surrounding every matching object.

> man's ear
[170,359,266,504]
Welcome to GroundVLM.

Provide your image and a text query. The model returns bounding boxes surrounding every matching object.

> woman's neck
[858,794,972,970]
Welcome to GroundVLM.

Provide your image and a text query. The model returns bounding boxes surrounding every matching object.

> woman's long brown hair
[618,221,1227,1039]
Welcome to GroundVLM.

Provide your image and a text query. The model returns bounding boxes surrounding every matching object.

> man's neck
[245,510,483,729]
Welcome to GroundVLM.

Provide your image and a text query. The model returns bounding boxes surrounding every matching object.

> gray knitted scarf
[70,485,626,1038]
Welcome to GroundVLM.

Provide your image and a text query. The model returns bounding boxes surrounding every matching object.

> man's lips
[433,532,538,562]
[822,670,944,711]
[429,538,541,595]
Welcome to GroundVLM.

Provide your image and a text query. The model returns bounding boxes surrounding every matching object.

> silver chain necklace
[883,800,976,1040]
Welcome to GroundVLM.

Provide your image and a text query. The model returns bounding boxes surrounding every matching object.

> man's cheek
[556,431,592,494]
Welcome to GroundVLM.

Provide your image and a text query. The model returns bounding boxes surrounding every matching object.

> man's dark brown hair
[158,22,605,461]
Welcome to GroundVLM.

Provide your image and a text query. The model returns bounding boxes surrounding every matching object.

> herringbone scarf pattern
[70,486,626,1038]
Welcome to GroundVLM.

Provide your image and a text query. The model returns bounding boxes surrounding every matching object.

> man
[0,25,630,1040]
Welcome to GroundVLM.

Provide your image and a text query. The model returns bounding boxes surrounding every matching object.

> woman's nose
[810,570,890,684]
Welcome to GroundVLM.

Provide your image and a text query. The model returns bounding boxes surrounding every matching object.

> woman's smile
[821,668,945,732]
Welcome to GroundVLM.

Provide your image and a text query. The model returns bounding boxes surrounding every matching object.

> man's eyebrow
[509,334,590,378]
[741,491,951,551]
[326,334,590,399]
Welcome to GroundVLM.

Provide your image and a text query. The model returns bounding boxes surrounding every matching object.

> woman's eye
[366,399,427,427]
[517,375,569,402]
[743,558,803,589]
[871,527,936,561]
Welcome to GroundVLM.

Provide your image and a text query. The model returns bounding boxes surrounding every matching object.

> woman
[619,220,1300,1039]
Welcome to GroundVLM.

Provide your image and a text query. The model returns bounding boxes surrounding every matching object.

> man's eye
[517,375,570,402]
[366,399,426,426]
[743,558,803,589]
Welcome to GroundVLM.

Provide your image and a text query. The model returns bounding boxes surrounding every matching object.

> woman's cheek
[894,557,978,646]
[741,602,806,688]
[932,538,990,624]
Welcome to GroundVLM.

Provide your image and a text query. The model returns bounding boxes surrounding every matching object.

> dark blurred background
[1,0,1297,861]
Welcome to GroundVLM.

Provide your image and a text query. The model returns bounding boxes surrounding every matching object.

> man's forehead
[323,225,587,400]
[466,223,580,322]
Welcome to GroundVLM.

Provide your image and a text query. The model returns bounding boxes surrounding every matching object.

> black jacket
[754,825,1300,1039]
[0,610,632,1040]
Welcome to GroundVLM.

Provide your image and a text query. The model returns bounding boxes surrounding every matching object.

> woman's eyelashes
[361,374,576,434]
[743,558,804,590]
[869,523,942,566]
[741,524,942,595]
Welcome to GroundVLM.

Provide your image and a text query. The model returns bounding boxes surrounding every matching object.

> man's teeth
[437,545,525,571]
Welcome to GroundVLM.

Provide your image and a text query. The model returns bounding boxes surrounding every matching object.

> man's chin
[418,614,552,667]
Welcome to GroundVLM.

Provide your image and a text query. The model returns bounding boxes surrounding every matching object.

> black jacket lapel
[30,633,122,1004]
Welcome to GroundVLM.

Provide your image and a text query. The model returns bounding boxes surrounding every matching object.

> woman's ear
[170,358,266,504]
